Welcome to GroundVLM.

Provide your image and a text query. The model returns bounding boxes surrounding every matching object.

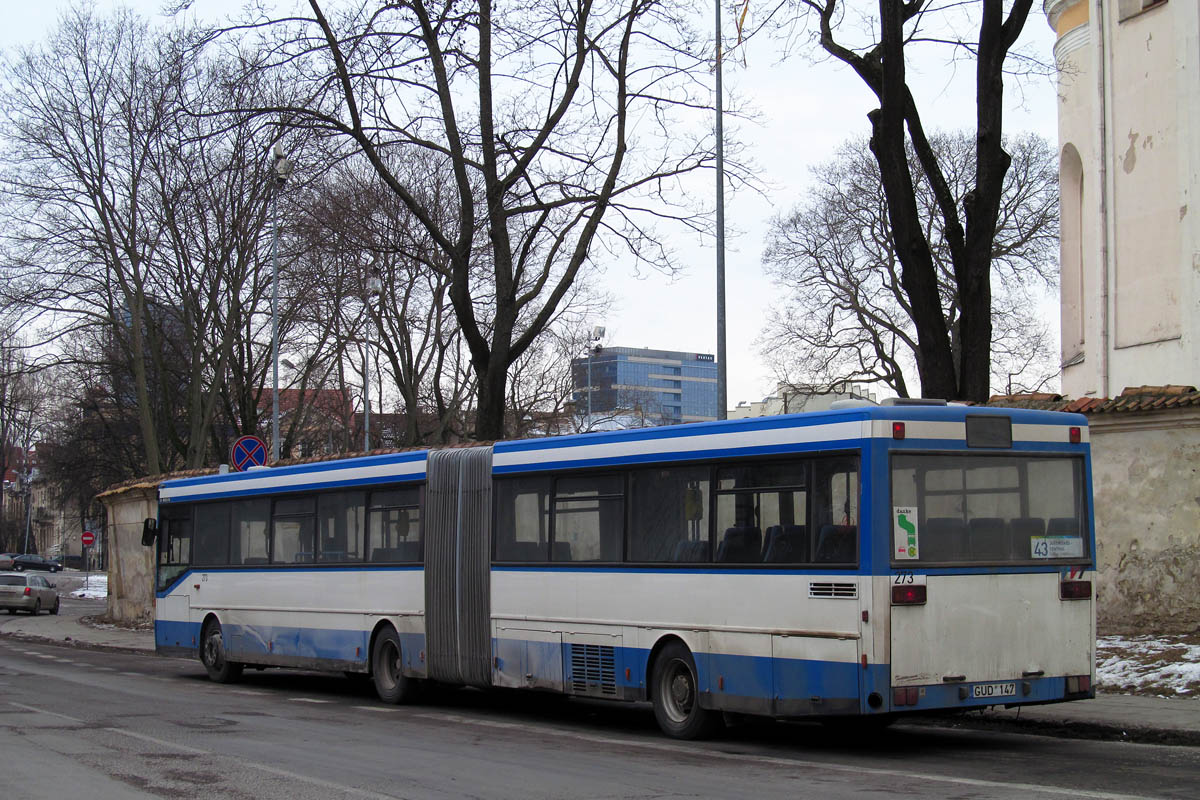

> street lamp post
[364,265,383,452]
[270,143,294,463]
[585,325,605,429]
[6,468,33,554]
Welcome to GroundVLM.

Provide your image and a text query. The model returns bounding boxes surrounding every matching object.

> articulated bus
[145,401,1096,738]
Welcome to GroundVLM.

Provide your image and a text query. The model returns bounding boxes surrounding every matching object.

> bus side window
[812,456,860,565]
[628,466,709,563]
[318,491,365,563]
[553,475,623,562]
[193,502,231,566]
[230,498,270,565]
[367,488,421,562]
[494,477,551,562]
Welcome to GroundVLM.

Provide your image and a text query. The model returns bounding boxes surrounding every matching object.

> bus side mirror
[141,518,158,547]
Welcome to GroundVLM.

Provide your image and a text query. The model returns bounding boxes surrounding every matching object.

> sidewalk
[0,572,153,654]
[0,602,153,653]
[2,577,1195,744]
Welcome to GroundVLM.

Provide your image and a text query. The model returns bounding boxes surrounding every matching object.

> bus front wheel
[371,627,413,704]
[200,619,243,683]
[651,641,721,740]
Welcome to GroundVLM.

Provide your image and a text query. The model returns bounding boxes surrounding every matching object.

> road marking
[291,697,332,704]
[34,654,57,659]
[120,671,142,677]
[94,666,115,671]
[9,702,83,724]
[411,712,1159,800]
[352,706,397,713]
[231,689,266,696]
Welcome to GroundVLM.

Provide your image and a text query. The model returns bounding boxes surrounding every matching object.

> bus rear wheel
[651,641,721,740]
[200,619,243,683]
[371,627,413,704]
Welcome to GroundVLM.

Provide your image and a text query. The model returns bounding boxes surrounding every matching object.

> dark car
[11,554,62,573]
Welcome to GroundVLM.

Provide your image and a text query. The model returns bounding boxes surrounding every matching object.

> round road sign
[231,435,269,472]
[81,530,96,547]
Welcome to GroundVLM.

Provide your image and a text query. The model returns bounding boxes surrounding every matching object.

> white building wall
[1047,0,1200,396]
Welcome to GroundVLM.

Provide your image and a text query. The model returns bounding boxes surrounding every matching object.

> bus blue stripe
[162,451,428,489]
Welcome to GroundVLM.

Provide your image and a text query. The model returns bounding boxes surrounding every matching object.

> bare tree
[0,336,47,552]
[0,7,332,471]
[761,131,1058,397]
[759,0,1042,401]
[0,7,176,473]
[213,0,720,439]
[293,156,479,448]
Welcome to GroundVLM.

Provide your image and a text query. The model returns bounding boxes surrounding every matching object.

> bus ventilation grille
[809,582,857,599]
[570,644,617,696]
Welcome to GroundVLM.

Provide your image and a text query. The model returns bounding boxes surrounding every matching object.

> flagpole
[715,0,728,421]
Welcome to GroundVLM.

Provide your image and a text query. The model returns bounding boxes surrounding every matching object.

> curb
[909,710,1200,748]
[0,628,154,658]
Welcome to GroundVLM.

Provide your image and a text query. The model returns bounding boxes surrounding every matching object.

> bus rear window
[890,454,1088,564]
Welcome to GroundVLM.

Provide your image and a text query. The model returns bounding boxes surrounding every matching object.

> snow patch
[1097,635,1200,698]
[70,575,108,600]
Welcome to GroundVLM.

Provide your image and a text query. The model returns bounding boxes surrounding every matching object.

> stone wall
[100,486,157,625]
[1091,410,1200,634]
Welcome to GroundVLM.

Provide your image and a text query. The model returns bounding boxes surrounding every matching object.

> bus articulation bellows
[145,402,1096,739]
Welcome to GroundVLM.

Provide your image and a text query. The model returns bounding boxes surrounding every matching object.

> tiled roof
[987,385,1200,414]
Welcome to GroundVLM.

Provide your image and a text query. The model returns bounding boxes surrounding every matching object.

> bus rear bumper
[891,675,1095,712]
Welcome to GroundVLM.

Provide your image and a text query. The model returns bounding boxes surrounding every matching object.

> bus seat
[814,524,855,563]
[924,518,966,560]
[671,539,707,562]
[495,541,548,562]
[551,541,573,561]
[968,518,1010,561]
[1047,517,1079,537]
[371,542,421,562]
[1009,517,1045,558]
[763,525,808,562]
[716,526,762,562]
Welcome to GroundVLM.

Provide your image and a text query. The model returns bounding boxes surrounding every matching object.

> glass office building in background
[571,347,719,426]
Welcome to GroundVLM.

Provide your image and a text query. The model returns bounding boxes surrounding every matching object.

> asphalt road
[0,635,1197,800]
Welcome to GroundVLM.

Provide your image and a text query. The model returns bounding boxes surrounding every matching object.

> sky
[4,1,1063,411]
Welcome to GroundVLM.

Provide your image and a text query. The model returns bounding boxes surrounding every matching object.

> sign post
[81,530,96,591]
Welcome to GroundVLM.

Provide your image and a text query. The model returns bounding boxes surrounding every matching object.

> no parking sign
[230,435,269,472]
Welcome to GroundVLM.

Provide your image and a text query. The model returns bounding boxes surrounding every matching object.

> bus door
[155,507,195,652]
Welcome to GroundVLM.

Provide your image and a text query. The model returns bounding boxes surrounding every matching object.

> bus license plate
[972,682,1016,699]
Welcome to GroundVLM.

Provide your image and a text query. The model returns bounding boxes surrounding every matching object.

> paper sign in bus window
[893,506,919,560]
[1030,536,1084,559]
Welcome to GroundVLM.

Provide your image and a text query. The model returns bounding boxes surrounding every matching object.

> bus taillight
[891,584,926,605]
[1060,580,1091,600]
[1069,426,1081,444]
[892,422,905,440]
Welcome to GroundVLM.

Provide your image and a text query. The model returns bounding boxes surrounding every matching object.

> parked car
[0,572,60,615]
[0,553,15,570]
[11,554,62,573]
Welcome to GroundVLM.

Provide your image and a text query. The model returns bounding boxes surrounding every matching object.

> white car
[0,571,60,615]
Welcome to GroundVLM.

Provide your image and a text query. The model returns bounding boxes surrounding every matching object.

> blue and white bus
[146,401,1096,738]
